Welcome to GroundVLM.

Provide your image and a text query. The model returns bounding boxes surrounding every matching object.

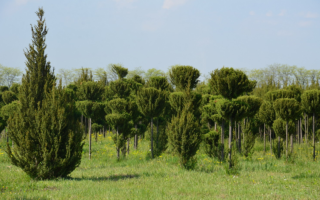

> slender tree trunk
[286,120,288,161]
[117,127,120,160]
[290,134,293,154]
[85,117,87,134]
[127,138,130,155]
[238,123,241,154]
[270,127,272,154]
[5,128,8,143]
[278,136,280,158]
[134,124,138,150]
[300,118,303,143]
[264,123,266,153]
[208,122,211,131]
[306,115,309,143]
[221,120,225,161]
[89,118,92,160]
[235,121,238,150]
[313,112,316,161]
[151,117,154,159]
[214,122,217,131]
[103,125,105,138]
[229,117,232,169]
[156,118,159,152]
[304,113,307,143]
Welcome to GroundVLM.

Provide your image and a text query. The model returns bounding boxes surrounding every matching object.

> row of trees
[1,8,320,180]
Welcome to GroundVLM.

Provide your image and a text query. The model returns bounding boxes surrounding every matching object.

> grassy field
[0,133,319,200]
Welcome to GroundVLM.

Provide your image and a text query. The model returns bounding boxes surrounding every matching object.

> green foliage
[91,123,103,133]
[225,142,241,175]
[272,118,295,138]
[242,123,256,159]
[215,99,248,121]
[76,101,105,119]
[169,65,200,91]
[144,68,166,81]
[105,98,133,159]
[301,89,320,115]
[136,88,166,118]
[273,98,301,122]
[0,86,9,93]
[131,74,145,85]
[265,89,296,102]
[169,91,202,118]
[0,101,20,121]
[258,101,275,126]
[272,138,284,159]
[105,79,132,100]
[209,67,256,99]
[167,106,201,169]
[78,81,104,101]
[146,76,171,91]
[204,130,220,159]
[6,8,84,179]
[7,84,84,179]
[111,64,128,80]
[74,68,93,86]
[236,96,262,118]
[10,83,20,94]
[2,91,18,104]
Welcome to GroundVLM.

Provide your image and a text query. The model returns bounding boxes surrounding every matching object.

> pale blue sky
[0,0,319,78]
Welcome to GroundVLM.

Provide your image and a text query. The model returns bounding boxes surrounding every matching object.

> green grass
[0,134,320,200]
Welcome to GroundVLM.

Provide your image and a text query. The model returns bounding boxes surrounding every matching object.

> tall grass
[0,133,319,199]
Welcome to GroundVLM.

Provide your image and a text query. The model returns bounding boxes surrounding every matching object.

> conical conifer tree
[6,8,84,179]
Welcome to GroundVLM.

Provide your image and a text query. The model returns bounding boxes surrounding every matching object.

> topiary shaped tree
[136,87,165,158]
[301,89,320,161]
[273,98,301,160]
[169,65,200,92]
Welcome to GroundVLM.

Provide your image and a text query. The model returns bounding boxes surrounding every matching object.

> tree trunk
[117,127,120,160]
[95,130,98,142]
[235,121,238,150]
[229,117,232,169]
[134,124,138,150]
[286,120,288,161]
[264,123,266,153]
[156,118,159,152]
[313,112,316,161]
[151,117,154,159]
[290,134,293,154]
[306,115,309,143]
[214,122,217,131]
[103,125,105,138]
[127,138,130,155]
[238,123,241,154]
[221,120,225,161]
[304,113,307,143]
[300,118,303,143]
[270,127,272,154]
[278,136,280,158]
[89,118,92,160]
[85,117,87,134]
[208,122,211,130]
[5,128,8,143]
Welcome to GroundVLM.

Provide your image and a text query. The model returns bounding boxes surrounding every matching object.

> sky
[0,0,319,78]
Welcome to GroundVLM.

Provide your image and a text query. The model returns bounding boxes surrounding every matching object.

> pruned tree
[273,98,301,160]
[136,87,165,158]
[301,90,320,161]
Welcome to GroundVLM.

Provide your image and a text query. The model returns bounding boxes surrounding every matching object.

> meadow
[0,133,319,200]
